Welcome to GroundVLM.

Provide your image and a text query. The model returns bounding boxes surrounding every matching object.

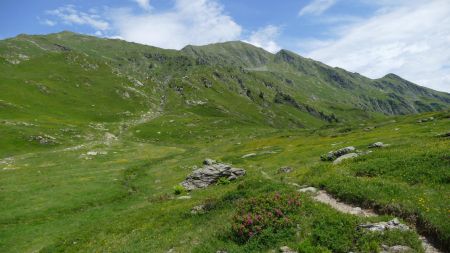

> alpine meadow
[0,28,449,253]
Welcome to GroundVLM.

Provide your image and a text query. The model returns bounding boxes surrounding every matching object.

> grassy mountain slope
[0,31,449,252]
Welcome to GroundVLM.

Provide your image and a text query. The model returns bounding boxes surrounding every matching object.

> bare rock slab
[321,146,356,161]
[181,159,246,190]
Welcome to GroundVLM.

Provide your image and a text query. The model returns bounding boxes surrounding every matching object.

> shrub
[217,177,231,185]
[173,185,185,195]
[231,192,302,243]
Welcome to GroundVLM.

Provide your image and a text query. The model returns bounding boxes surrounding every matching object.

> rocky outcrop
[28,134,58,145]
[381,245,413,253]
[181,159,246,190]
[359,218,409,232]
[321,146,356,161]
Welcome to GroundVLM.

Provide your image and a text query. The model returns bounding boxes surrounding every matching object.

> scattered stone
[333,153,359,164]
[28,134,57,145]
[298,186,318,193]
[203,158,216,165]
[186,100,207,105]
[176,195,192,200]
[321,146,356,161]
[359,218,409,232]
[279,246,297,253]
[191,204,206,214]
[104,132,118,144]
[381,245,413,253]
[241,153,256,158]
[85,151,107,156]
[364,126,375,131]
[369,142,390,148]
[278,166,293,173]
[417,117,434,123]
[181,161,246,190]
[216,250,227,253]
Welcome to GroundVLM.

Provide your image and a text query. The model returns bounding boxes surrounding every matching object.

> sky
[0,0,449,92]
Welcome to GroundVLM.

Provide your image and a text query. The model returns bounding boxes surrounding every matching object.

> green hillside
[0,31,449,253]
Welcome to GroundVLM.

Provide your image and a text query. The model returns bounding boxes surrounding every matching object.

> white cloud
[47,5,110,31]
[40,19,57,26]
[299,0,337,16]
[108,0,242,49]
[245,25,281,53]
[302,0,450,92]
[133,0,152,11]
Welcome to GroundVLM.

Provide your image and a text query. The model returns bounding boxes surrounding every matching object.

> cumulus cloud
[133,0,152,11]
[302,0,450,92]
[299,0,337,16]
[244,25,281,53]
[46,5,110,30]
[105,0,242,49]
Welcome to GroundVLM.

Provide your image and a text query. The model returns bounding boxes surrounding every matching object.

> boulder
[333,153,359,164]
[181,161,246,190]
[369,142,389,148]
[321,146,356,161]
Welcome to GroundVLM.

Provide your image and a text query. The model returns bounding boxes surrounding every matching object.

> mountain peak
[182,40,273,67]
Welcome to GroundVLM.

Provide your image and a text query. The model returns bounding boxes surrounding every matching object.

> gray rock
[191,204,206,214]
[278,166,293,173]
[369,142,389,148]
[417,117,434,123]
[298,187,318,193]
[279,246,297,253]
[359,218,409,232]
[29,135,57,145]
[203,158,216,165]
[321,146,356,161]
[381,244,413,253]
[333,153,359,164]
[181,162,246,190]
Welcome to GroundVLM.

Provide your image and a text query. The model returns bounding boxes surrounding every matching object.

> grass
[0,110,448,252]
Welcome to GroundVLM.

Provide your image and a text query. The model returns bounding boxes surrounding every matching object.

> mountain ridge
[0,31,449,131]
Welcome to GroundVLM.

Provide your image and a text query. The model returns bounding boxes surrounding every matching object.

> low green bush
[173,185,185,195]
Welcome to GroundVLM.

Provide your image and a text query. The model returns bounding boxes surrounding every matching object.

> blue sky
[1,0,449,92]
